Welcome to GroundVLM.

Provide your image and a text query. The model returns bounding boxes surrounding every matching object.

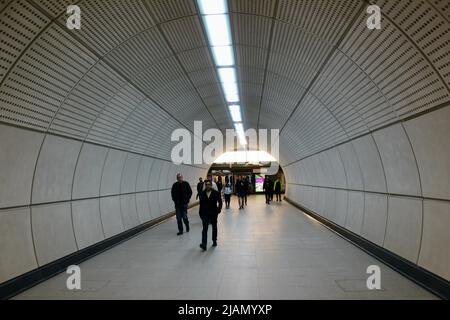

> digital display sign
[255,174,265,193]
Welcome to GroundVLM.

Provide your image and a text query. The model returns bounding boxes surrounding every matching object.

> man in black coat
[263,177,274,205]
[196,177,204,200]
[199,180,223,251]
[171,173,193,236]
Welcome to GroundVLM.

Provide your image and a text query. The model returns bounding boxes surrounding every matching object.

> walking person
[196,177,204,200]
[236,177,245,209]
[217,177,223,194]
[243,177,249,206]
[263,177,274,205]
[171,173,193,236]
[199,180,223,251]
[223,179,232,209]
[204,175,218,192]
[269,178,275,202]
[274,178,282,202]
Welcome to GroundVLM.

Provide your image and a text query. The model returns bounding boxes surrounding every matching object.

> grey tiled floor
[14,196,437,300]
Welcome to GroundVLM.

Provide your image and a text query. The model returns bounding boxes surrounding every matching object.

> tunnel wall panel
[120,194,140,229]
[384,196,423,263]
[32,136,82,204]
[325,149,347,189]
[149,160,163,190]
[31,202,78,266]
[120,154,141,194]
[100,150,128,197]
[100,196,125,238]
[345,191,364,235]
[419,200,450,281]
[405,107,450,200]
[148,191,161,220]
[361,193,388,247]
[136,158,154,192]
[337,142,364,190]
[71,199,105,250]
[334,190,348,227]
[286,108,450,281]
[0,125,205,284]
[0,207,37,284]
[72,144,108,200]
[0,125,43,208]
[136,192,152,224]
[373,124,422,196]
[351,135,387,193]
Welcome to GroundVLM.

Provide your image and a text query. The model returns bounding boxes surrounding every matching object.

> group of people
[172,174,223,252]
[171,173,283,252]
[263,177,283,204]
[235,176,250,209]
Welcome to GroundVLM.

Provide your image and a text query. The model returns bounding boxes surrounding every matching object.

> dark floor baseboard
[285,197,450,300]
[0,203,199,300]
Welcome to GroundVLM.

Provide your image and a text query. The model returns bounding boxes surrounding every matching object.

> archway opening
[205,150,286,197]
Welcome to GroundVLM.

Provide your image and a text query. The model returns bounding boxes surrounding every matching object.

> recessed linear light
[197,0,246,147]
[234,122,247,146]
[203,14,232,47]
[211,46,234,66]
[197,0,228,15]
[218,67,237,83]
[229,105,242,122]
[222,82,239,103]
[214,151,277,163]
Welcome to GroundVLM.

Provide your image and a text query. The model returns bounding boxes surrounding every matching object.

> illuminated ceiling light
[222,82,239,103]
[197,0,228,15]
[234,122,247,146]
[214,151,277,164]
[197,0,246,146]
[211,46,234,66]
[218,67,237,83]
[229,105,242,122]
[203,14,232,46]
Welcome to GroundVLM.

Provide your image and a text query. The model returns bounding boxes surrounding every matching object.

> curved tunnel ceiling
[0,0,448,164]
[1,0,450,294]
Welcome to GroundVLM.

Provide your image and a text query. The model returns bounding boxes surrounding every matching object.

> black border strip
[0,203,199,300]
[285,197,450,300]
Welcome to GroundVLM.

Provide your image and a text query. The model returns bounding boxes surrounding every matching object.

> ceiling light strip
[198,0,246,146]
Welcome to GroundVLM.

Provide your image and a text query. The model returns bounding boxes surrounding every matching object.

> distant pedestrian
[236,177,246,209]
[196,177,204,200]
[243,177,250,206]
[263,177,274,205]
[171,174,193,235]
[223,181,232,209]
[217,177,223,194]
[274,178,282,202]
[203,175,218,192]
[199,180,223,251]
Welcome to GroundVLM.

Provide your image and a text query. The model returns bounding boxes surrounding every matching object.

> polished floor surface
[14,196,436,300]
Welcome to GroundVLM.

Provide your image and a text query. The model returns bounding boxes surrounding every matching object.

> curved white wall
[286,106,450,282]
[1,0,449,291]
[0,124,206,284]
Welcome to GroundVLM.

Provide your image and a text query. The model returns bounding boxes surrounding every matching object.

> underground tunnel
[0,0,449,302]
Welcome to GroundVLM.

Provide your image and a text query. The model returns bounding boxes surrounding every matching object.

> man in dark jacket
[263,177,274,205]
[196,177,203,200]
[171,173,193,236]
[243,177,250,206]
[199,180,223,251]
